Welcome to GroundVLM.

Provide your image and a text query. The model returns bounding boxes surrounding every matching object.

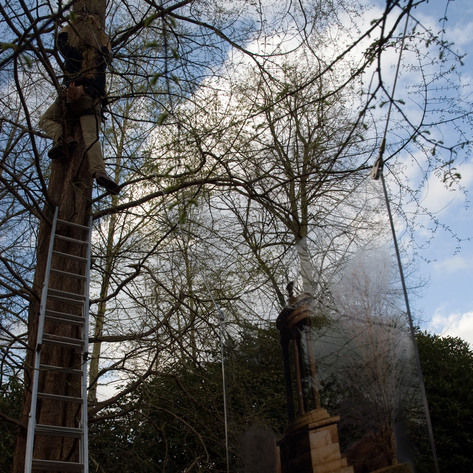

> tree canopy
[415,331,473,473]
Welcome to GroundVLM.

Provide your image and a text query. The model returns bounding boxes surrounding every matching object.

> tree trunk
[295,235,316,296]
[11,2,105,471]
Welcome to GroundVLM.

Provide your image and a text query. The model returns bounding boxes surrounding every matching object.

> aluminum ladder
[25,207,92,473]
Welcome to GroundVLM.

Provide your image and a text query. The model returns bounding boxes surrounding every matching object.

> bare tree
[326,248,417,465]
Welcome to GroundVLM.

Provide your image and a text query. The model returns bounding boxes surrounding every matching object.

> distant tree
[0,377,22,473]
[87,322,286,473]
[415,331,473,473]
[319,248,416,467]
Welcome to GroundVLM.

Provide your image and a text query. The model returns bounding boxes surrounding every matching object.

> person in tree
[39,13,119,195]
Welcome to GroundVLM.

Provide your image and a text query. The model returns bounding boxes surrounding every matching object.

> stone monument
[276,289,353,473]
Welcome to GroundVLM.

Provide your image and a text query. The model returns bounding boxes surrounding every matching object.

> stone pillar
[278,409,354,473]
[276,293,353,473]
[276,294,320,421]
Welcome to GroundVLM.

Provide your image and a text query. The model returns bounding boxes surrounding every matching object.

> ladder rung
[55,234,88,245]
[42,334,84,349]
[40,364,83,375]
[52,250,88,263]
[35,424,83,438]
[48,288,86,304]
[38,392,83,403]
[45,309,85,325]
[51,268,87,280]
[47,296,85,306]
[32,459,84,472]
[57,218,90,232]
[49,288,86,300]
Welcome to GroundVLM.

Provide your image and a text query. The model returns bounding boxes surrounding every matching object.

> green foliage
[0,42,16,51]
[414,331,473,473]
[225,323,288,433]
[150,72,163,85]
[144,13,159,27]
[88,325,473,472]
[89,323,286,472]
[157,111,169,125]
[0,378,23,473]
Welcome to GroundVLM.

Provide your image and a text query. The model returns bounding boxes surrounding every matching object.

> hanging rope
[370,4,440,472]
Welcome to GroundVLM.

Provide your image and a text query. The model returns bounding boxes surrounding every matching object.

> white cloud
[416,5,473,49]
[444,20,473,48]
[432,255,469,274]
[430,309,473,348]
[420,163,473,215]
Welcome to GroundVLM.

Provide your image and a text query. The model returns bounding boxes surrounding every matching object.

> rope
[370,3,440,472]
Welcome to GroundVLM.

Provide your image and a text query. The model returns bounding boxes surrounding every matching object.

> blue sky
[405,0,473,346]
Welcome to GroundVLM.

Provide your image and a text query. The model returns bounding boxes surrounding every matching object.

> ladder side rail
[25,206,59,473]
[81,215,93,473]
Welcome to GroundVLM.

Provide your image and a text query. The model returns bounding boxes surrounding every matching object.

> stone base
[278,409,354,473]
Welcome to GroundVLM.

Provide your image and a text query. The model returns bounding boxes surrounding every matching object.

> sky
[401,0,473,346]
